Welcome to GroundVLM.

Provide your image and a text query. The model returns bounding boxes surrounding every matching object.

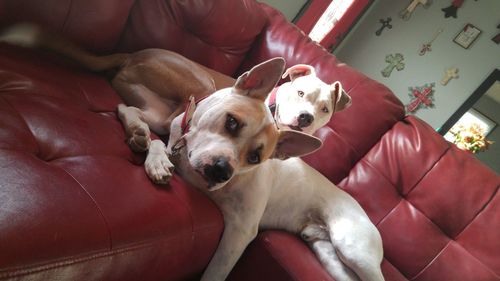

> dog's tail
[0,23,128,72]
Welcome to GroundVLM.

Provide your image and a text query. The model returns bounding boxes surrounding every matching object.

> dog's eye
[225,114,240,135]
[247,150,261,164]
[297,90,304,97]
[322,106,329,113]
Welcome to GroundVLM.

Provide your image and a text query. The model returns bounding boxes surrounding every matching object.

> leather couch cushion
[0,0,134,52]
[117,0,267,76]
[0,43,223,280]
[338,115,499,280]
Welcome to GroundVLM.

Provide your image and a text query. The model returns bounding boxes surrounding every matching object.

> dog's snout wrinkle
[203,157,233,184]
[298,112,314,128]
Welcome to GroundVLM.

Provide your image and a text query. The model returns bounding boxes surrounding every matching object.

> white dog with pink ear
[266,64,352,135]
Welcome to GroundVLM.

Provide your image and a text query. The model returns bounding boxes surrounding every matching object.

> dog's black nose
[204,157,233,184]
[298,112,314,128]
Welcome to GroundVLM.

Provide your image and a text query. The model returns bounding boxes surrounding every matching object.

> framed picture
[453,23,482,49]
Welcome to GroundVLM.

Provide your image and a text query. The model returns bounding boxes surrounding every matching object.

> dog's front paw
[127,121,151,152]
[145,141,174,184]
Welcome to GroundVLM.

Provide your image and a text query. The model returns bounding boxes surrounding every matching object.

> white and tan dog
[267,64,352,135]
[150,62,384,280]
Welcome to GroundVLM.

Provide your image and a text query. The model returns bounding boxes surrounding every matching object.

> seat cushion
[338,116,500,280]
[0,43,223,281]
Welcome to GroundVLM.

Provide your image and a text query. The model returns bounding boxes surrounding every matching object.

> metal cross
[419,28,444,56]
[375,17,392,36]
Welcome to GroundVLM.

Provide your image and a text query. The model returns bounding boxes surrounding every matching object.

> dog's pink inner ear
[331,81,352,112]
[334,83,341,101]
[238,74,261,90]
[234,57,285,102]
[282,65,315,81]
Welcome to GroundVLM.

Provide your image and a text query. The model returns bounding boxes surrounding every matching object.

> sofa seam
[454,183,499,240]
[0,235,191,279]
[378,194,492,280]
[0,96,41,156]
[404,145,451,197]
[359,158,403,226]
[53,164,113,249]
[410,240,452,280]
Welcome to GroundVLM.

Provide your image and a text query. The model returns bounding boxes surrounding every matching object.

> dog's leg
[117,104,151,152]
[201,180,270,281]
[309,240,361,281]
[112,80,181,135]
[200,221,258,281]
[329,220,385,281]
[145,139,174,184]
[118,104,174,183]
[302,224,361,281]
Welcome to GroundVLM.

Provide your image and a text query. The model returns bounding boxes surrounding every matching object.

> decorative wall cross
[441,67,459,85]
[419,28,444,56]
[400,0,432,21]
[381,53,405,77]
[375,18,392,36]
[406,83,435,113]
[441,0,464,18]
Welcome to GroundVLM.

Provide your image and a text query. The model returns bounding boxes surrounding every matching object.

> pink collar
[268,87,279,116]
[180,95,208,134]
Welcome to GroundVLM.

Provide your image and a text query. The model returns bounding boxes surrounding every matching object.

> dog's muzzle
[203,157,233,185]
[298,112,314,128]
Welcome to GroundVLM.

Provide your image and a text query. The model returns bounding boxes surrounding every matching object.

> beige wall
[258,0,308,21]
[335,0,500,130]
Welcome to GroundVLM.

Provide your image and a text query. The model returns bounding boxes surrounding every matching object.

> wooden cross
[375,17,392,36]
[381,53,405,78]
[441,67,459,85]
[400,0,432,21]
[406,83,435,113]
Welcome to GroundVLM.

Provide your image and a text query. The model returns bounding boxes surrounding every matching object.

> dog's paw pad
[128,122,151,152]
[145,151,174,185]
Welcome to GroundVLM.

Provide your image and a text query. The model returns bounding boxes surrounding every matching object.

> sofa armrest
[238,3,361,88]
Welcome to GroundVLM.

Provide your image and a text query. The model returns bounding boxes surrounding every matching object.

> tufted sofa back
[0,0,267,76]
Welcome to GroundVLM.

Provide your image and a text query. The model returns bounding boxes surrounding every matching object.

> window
[444,109,495,153]
[308,0,354,43]
[295,0,371,51]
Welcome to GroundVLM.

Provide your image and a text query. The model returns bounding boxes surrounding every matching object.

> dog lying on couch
[1,25,384,281]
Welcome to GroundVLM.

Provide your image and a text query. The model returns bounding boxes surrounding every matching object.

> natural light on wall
[309,0,354,42]
[444,109,495,154]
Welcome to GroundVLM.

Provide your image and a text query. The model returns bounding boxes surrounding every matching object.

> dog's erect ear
[282,64,316,81]
[234,57,285,101]
[331,81,352,112]
[273,130,322,160]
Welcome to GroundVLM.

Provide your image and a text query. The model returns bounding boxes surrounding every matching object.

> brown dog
[0,24,235,154]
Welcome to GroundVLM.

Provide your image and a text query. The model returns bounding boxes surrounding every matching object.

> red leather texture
[0,0,134,52]
[1,0,499,280]
[117,0,267,76]
[0,43,222,281]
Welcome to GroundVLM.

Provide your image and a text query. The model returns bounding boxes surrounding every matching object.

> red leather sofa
[0,0,498,280]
